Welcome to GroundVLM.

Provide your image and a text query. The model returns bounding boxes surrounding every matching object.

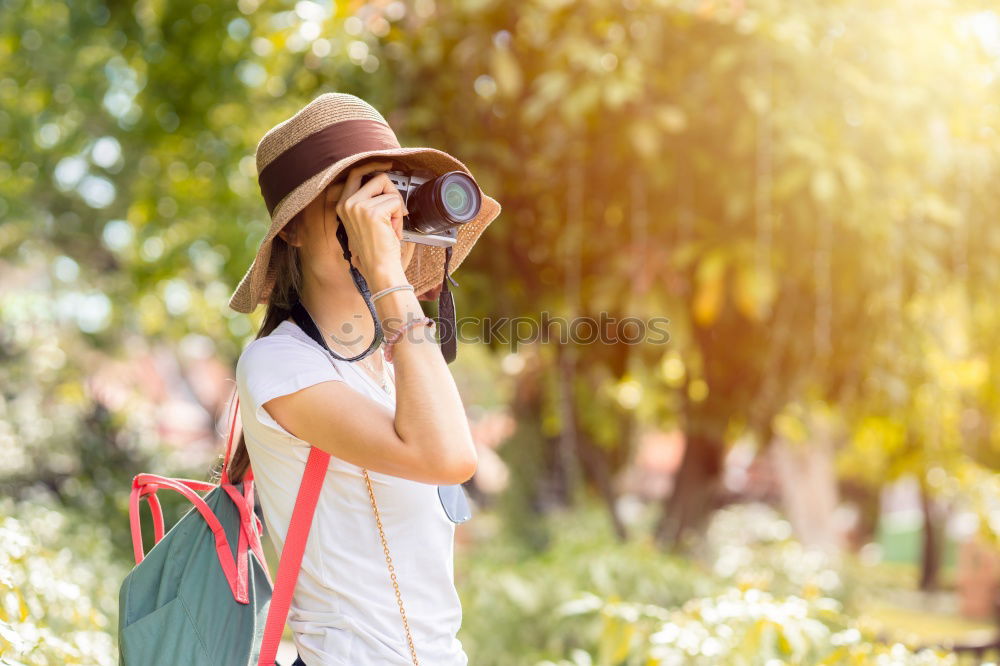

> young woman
[224,93,501,665]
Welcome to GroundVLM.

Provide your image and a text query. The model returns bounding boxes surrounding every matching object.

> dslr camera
[360,167,481,247]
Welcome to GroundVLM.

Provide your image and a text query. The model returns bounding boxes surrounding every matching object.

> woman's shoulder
[236,320,331,374]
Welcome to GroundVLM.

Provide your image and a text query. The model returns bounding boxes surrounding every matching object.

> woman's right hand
[329,159,410,290]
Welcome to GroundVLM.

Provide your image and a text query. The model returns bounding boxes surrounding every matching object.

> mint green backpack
[118,395,329,665]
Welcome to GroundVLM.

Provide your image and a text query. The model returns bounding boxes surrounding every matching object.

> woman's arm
[263,277,476,485]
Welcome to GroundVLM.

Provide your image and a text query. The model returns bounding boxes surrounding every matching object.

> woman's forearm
[371,270,477,478]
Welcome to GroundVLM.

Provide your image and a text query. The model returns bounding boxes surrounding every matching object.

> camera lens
[406,171,481,235]
[442,179,474,218]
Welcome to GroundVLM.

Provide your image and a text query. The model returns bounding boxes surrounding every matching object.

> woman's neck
[298,268,376,354]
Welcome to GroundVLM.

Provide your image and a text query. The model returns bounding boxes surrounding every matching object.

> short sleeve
[236,335,345,442]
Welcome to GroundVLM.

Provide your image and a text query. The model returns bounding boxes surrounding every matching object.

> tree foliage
[3,0,1000,593]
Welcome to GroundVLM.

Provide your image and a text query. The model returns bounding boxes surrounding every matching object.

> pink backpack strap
[257,444,330,666]
[130,473,254,603]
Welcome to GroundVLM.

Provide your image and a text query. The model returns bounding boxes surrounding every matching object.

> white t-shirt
[235,317,468,666]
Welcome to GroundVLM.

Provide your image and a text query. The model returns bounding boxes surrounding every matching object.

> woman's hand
[330,159,409,290]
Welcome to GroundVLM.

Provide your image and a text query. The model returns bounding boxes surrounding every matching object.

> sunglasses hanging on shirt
[437,484,472,524]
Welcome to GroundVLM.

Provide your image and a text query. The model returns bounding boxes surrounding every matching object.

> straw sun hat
[228,92,502,314]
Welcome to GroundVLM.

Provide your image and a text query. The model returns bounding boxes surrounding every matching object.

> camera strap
[436,246,458,364]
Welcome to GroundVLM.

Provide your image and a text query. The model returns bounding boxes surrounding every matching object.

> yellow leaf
[629,121,660,159]
[773,411,809,444]
[734,264,777,322]
[660,352,686,388]
[810,169,838,203]
[655,105,687,133]
[693,251,726,326]
[490,47,522,98]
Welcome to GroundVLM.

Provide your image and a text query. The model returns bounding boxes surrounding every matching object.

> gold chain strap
[362,468,420,666]
[306,321,416,663]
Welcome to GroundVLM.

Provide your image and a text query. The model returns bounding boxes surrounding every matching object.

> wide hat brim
[228,146,501,314]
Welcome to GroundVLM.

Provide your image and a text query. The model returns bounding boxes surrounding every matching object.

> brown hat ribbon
[257,118,401,215]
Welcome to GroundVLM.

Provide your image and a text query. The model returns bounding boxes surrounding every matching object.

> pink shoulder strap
[256,445,329,665]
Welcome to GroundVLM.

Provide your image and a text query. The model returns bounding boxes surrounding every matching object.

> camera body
[362,168,481,247]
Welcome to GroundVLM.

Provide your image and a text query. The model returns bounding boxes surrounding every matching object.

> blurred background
[3,0,1000,663]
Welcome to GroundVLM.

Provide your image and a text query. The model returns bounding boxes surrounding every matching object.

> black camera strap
[436,245,458,364]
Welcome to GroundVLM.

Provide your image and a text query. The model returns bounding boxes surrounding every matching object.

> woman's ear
[277,216,302,247]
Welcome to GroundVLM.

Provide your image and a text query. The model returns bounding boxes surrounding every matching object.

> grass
[860,601,996,646]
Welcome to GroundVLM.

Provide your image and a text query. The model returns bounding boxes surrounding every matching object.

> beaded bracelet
[371,284,415,303]
[383,316,435,363]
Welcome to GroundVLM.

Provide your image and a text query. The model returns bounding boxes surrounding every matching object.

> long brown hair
[215,212,303,484]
